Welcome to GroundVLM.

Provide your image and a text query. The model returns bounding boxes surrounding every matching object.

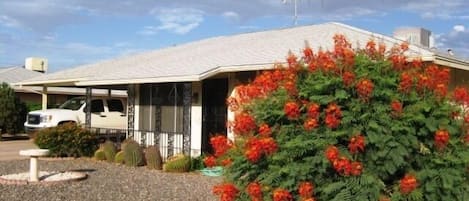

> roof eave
[434,54,469,71]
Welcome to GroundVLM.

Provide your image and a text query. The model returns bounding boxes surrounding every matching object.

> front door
[202,78,228,153]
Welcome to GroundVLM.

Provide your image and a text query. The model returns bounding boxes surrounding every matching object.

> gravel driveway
[0,158,222,201]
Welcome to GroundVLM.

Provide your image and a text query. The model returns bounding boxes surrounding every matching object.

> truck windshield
[59,97,85,110]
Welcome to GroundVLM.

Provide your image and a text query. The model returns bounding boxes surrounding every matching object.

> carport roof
[16,22,469,87]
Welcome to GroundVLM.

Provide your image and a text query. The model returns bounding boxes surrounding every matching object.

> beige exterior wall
[450,68,469,89]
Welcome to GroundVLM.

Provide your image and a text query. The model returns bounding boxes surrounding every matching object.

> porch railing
[89,127,196,161]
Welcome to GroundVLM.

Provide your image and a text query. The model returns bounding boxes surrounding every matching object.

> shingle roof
[17,22,469,87]
[0,66,44,84]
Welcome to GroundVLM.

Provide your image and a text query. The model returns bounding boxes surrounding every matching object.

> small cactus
[122,139,144,167]
[163,154,191,172]
[94,149,106,161]
[102,140,117,162]
[115,150,124,164]
[144,145,163,170]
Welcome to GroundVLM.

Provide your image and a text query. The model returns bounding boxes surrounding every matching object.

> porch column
[85,87,92,129]
[182,82,192,155]
[41,86,48,110]
[127,84,136,138]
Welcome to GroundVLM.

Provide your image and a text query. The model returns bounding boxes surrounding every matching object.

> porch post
[85,87,92,129]
[41,86,48,110]
[127,84,135,138]
[182,82,192,155]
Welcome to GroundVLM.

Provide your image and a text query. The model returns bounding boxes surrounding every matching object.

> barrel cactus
[122,139,145,167]
[101,140,117,162]
[115,150,125,164]
[93,149,106,161]
[144,145,163,170]
[163,154,191,172]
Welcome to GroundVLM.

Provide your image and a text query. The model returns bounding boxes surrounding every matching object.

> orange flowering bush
[211,35,469,201]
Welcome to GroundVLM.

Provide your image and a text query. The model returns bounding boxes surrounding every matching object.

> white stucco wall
[190,81,203,156]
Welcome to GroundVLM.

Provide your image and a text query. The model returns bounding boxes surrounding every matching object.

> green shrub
[122,139,145,167]
[190,154,206,171]
[115,151,125,164]
[34,123,98,157]
[211,35,469,201]
[0,82,28,134]
[94,149,106,161]
[163,154,191,172]
[25,102,42,112]
[101,140,117,162]
[144,145,163,170]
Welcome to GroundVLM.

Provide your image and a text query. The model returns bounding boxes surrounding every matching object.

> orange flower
[400,174,418,194]
[233,112,257,135]
[351,161,363,176]
[221,158,232,167]
[342,71,355,87]
[453,87,469,104]
[325,146,339,162]
[434,83,447,98]
[332,157,352,176]
[260,137,278,155]
[356,78,374,101]
[434,129,450,150]
[210,135,232,157]
[366,40,377,56]
[284,101,300,119]
[213,183,239,201]
[304,118,319,131]
[273,188,293,201]
[307,103,321,119]
[226,97,239,112]
[348,135,365,154]
[287,52,298,68]
[258,123,272,137]
[399,72,413,93]
[247,182,263,200]
[204,156,217,168]
[245,148,262,163]
[325,114,341,129]
[298,182,314,199]
[391,100,403,117]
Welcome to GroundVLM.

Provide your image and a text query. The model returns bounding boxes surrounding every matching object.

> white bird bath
[19,149,50,182]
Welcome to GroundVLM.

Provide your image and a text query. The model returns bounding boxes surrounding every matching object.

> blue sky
[0,0,468,72]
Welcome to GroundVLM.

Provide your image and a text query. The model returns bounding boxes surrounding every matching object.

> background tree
[0,82,27,135]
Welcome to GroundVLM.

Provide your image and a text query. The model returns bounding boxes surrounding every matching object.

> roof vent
[393,27,433,48]
[25,57,48,73]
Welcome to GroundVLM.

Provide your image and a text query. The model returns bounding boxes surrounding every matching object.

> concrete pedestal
[19,149,49,182]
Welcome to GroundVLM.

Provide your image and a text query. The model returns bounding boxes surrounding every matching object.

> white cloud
[434,25,469,59]
[151,8,204,35]
[454,25,465,32]
[222,11,240,22]
[137,26,159,36]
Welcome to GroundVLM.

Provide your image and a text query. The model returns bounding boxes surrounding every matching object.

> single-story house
[1,59,126,109]
[16,22,469,158]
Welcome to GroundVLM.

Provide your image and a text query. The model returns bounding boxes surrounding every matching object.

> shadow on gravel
[0,134,30,141]
[69,169,97,173]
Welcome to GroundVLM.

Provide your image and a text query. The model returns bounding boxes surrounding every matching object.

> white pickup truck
[24,97,127,133]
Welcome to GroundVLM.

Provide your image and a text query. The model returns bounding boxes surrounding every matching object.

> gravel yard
[0,158,222,201]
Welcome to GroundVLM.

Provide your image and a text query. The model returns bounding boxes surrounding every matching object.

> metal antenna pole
[283,0,298,26]
[293,0,298,25]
